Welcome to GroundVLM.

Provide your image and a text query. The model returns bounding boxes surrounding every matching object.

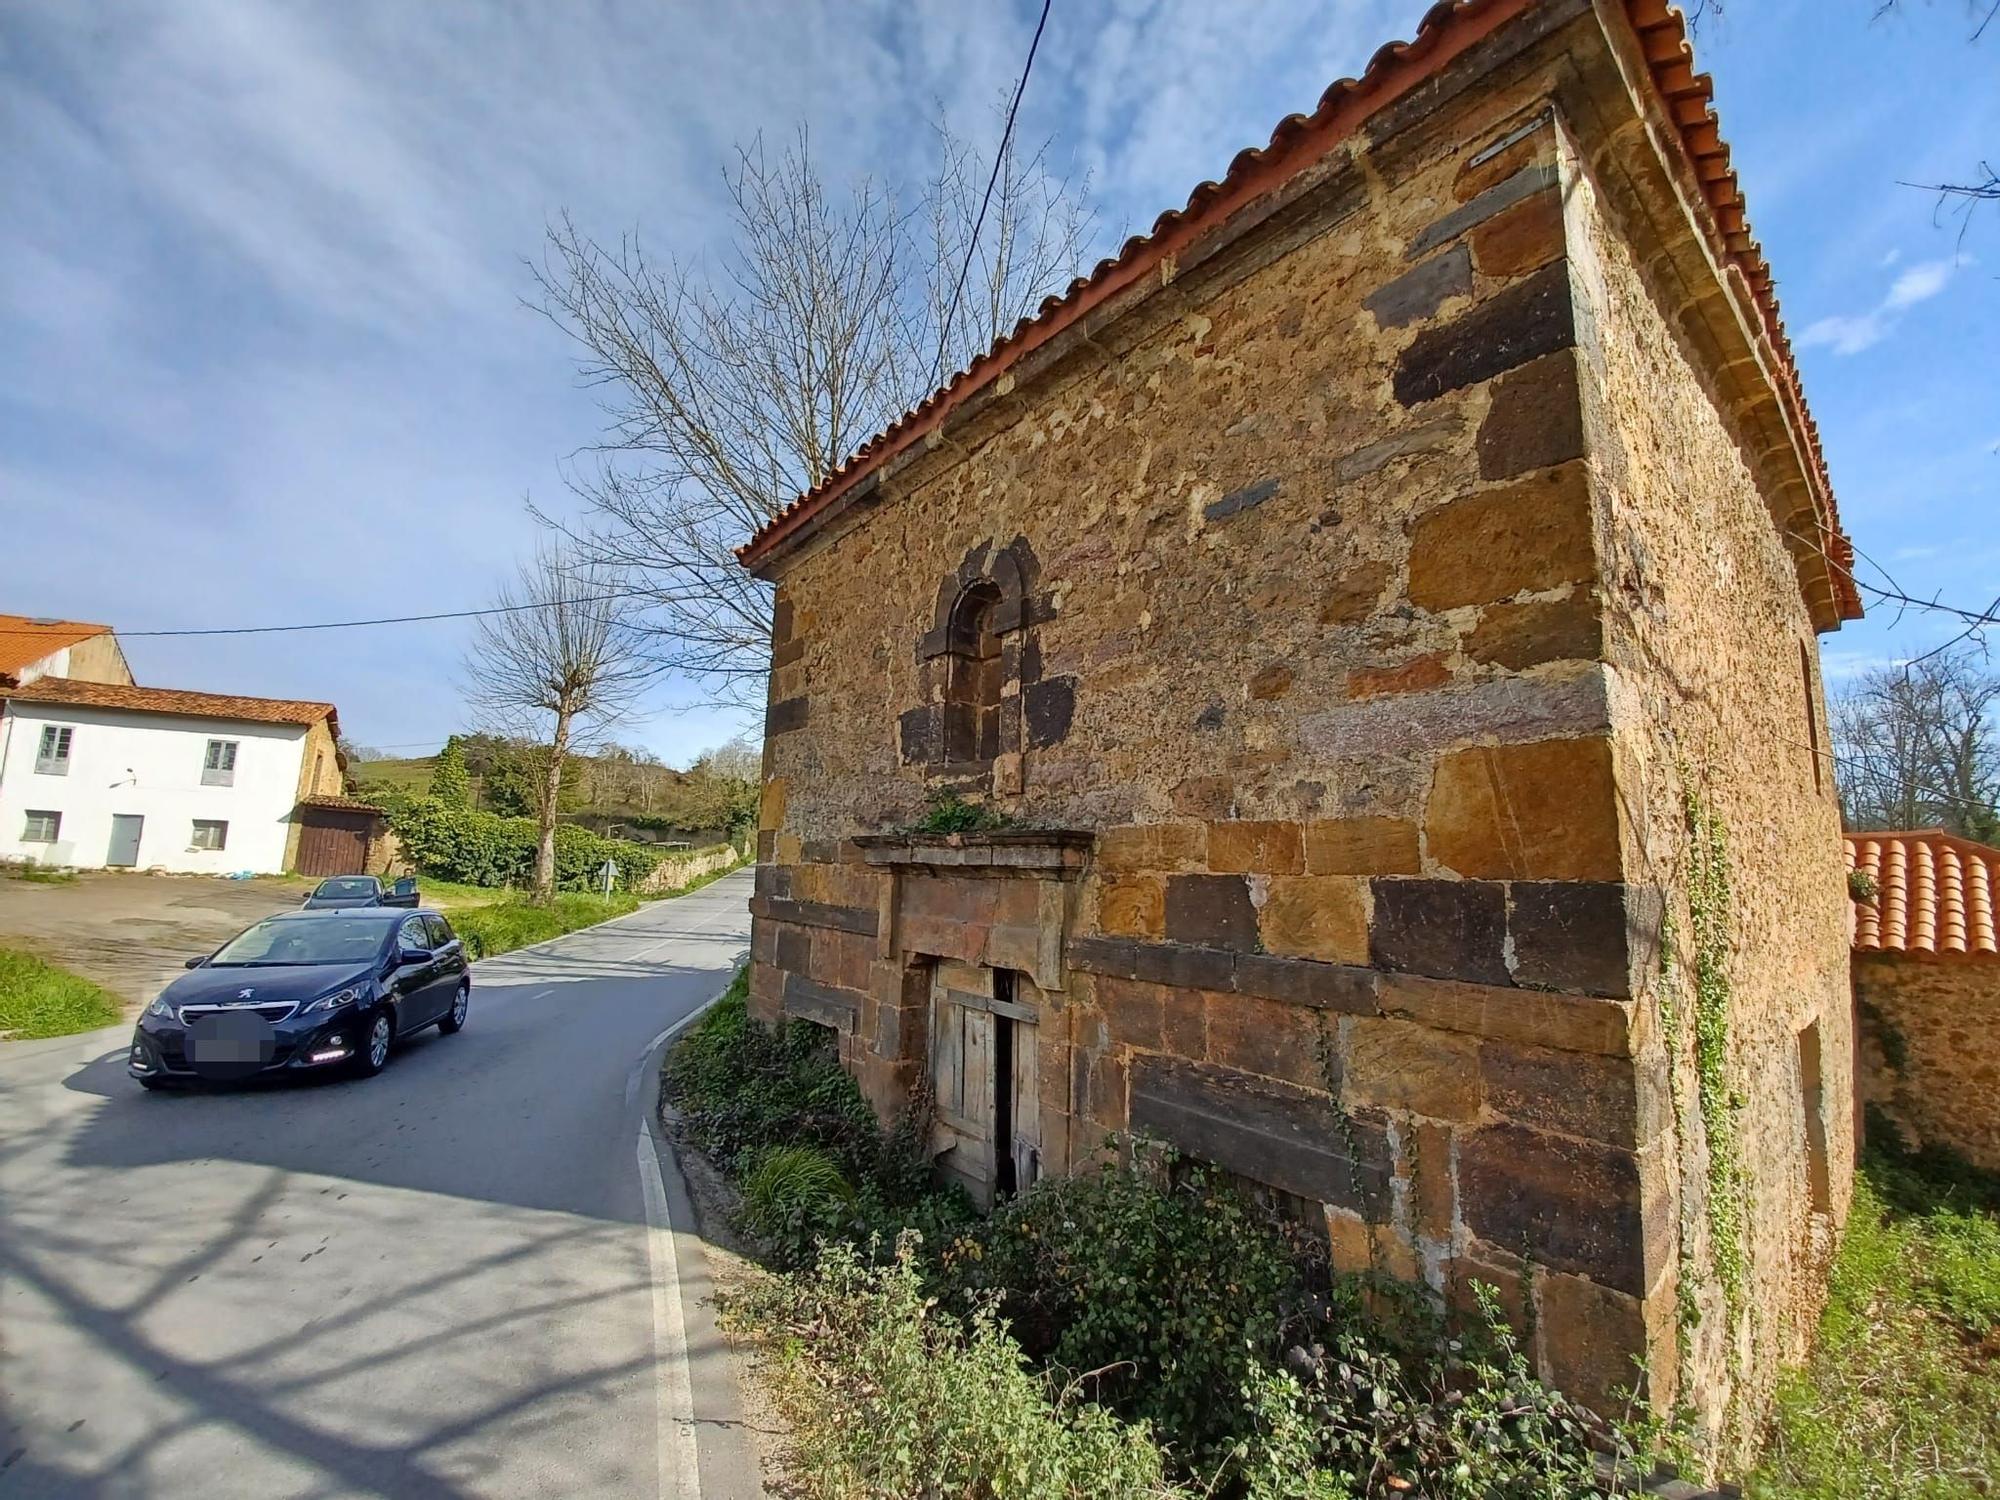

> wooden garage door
[295,814,371,876]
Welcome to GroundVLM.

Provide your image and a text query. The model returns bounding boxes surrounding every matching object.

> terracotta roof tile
[735,0,1860,625]
[0,614,113,683]
[1,676,338,731]
[1848,829,2000,959]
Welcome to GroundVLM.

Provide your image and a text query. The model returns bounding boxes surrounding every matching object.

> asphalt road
[0,870,762,1499]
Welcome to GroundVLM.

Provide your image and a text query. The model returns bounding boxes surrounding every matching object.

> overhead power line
[930,0,1054,389]
[3,589,658,640]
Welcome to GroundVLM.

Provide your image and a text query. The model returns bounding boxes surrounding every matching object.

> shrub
[389,796,665,891]
[738,1145,856,1267]
[1237,1282,1603,1499]
[727,1238,1190,1499]
[943,1148,1314,1469]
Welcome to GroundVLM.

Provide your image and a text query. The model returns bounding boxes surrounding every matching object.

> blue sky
[2,0,1993,761]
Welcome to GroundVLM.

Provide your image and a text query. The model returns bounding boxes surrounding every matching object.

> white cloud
[1800,256,1964,355]
[1884,259,1955,310]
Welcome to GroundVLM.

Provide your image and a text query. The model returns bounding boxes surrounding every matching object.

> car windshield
[210,918,391,967]
[314,878,376,898]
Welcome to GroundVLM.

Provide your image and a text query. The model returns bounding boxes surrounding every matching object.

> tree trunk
[534,707,572,902]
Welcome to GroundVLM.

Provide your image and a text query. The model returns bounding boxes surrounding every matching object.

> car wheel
[438,981,470,1036]
[353,1008,395,1078]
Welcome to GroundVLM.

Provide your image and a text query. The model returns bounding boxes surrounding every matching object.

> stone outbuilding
[738,0,1862,1449]
[1850,829,2000,1173]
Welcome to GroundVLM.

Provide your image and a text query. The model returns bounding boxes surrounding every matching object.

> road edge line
[638,1126,704,1500]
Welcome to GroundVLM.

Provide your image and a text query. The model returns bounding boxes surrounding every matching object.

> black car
[129,908,470,1088]
[300,875,420,910]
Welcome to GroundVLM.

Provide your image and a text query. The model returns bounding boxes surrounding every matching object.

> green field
[352,756,437,795]
[0,948,122,1039]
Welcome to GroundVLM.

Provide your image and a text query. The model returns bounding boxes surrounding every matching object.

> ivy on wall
[1662,778,1752,1367]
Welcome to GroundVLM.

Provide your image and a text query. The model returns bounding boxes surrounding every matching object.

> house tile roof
[1849,830,2000,959]
[0,676,338,732]
[735,0,1860,624]
[0,614,113,684]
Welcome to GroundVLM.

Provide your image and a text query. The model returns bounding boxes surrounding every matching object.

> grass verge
[0,947,122,1038]
[1750,1132,1999,1498]
[449,892,640,959]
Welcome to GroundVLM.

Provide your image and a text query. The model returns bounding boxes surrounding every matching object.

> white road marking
[630,983,738,1499]
[638,1129,703,1500]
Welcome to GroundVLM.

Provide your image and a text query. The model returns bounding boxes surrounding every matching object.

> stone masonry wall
[748,5,1847,1443]
[1565,117,1854,1458]
[1855,953,2000,1172]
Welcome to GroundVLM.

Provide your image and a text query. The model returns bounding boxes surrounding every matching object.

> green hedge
[389,797,670,891]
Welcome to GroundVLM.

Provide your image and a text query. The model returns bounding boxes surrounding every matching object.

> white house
[0,678,346,875]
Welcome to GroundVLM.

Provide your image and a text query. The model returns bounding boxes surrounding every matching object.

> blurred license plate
[188,1011,275,1070]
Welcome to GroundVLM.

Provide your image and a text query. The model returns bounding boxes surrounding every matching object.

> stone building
[738,0,1861,1446]
[1850,830,2000,1173]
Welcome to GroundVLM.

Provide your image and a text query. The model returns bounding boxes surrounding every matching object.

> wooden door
[929,961,1038,1206]
[296,814,371,876]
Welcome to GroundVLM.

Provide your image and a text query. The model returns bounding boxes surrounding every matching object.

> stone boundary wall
[1854,951,2000,1171]
[637,843,747,895]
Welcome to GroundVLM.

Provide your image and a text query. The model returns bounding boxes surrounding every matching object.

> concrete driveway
[0,873,309,1015]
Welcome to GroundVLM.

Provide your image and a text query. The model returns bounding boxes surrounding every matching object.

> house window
[190,819,229,851]
[202,739,239,787]
[22,810,60,843]
[35,726,72,776]
[1799,642,1824,795]
[943,581,1005,763]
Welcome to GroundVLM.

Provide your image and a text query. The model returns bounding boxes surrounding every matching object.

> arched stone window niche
[898,536,1076,794]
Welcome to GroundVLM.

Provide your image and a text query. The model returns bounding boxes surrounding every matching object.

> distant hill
[350,737,751,842]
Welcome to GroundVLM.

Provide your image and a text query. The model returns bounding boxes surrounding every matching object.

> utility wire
[3,589,659,640]
[929,0,1054,390]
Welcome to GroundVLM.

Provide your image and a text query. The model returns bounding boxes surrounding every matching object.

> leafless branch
[531,114,1092,710]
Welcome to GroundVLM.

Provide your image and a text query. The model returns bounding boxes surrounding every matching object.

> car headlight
[144,996,176,1020]
[304,984,371,1015]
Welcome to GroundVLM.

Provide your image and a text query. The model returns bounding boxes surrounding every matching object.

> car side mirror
[398,947,431,965]
[184,955,205,969]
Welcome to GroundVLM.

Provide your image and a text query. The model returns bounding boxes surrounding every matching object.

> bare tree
[532,113,1091,709]
[1833,645,2000,841]
[461,542,649,898]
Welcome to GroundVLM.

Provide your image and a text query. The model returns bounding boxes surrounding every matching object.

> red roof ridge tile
[733,0,1859,626]
[0,676,338,729]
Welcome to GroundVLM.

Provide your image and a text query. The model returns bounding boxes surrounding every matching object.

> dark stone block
[1129,939,1238,993]
[1480,1039,1646,1148]
[775,923,811,974]
[1464,594,1602,669]
[750,894,879,937]
[1369,878,1510,986]
[1457,1122,1651,1294]
[1393,260,1574,408]
[1024,676,1077,748]
[751,919,778,965]
[1477,351,1584,479]
[1129,1055,1391,1216]
[771,595,795,645]
[1407,161,1558,259]
[756,830,776,862]
[766,695,809,735]
[898,705,938,765]
[1204,476,1281,522]
[1234,953,1377,1014]
[770,635,807,669]
[783,971,860,1033]
[1509,881,1635,997]
[1164,875,1259,951]
[1066,935,1143,981]
[1364,243,1472,329]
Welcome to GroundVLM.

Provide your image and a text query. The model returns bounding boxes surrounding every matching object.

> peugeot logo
[236,988,255,1000]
